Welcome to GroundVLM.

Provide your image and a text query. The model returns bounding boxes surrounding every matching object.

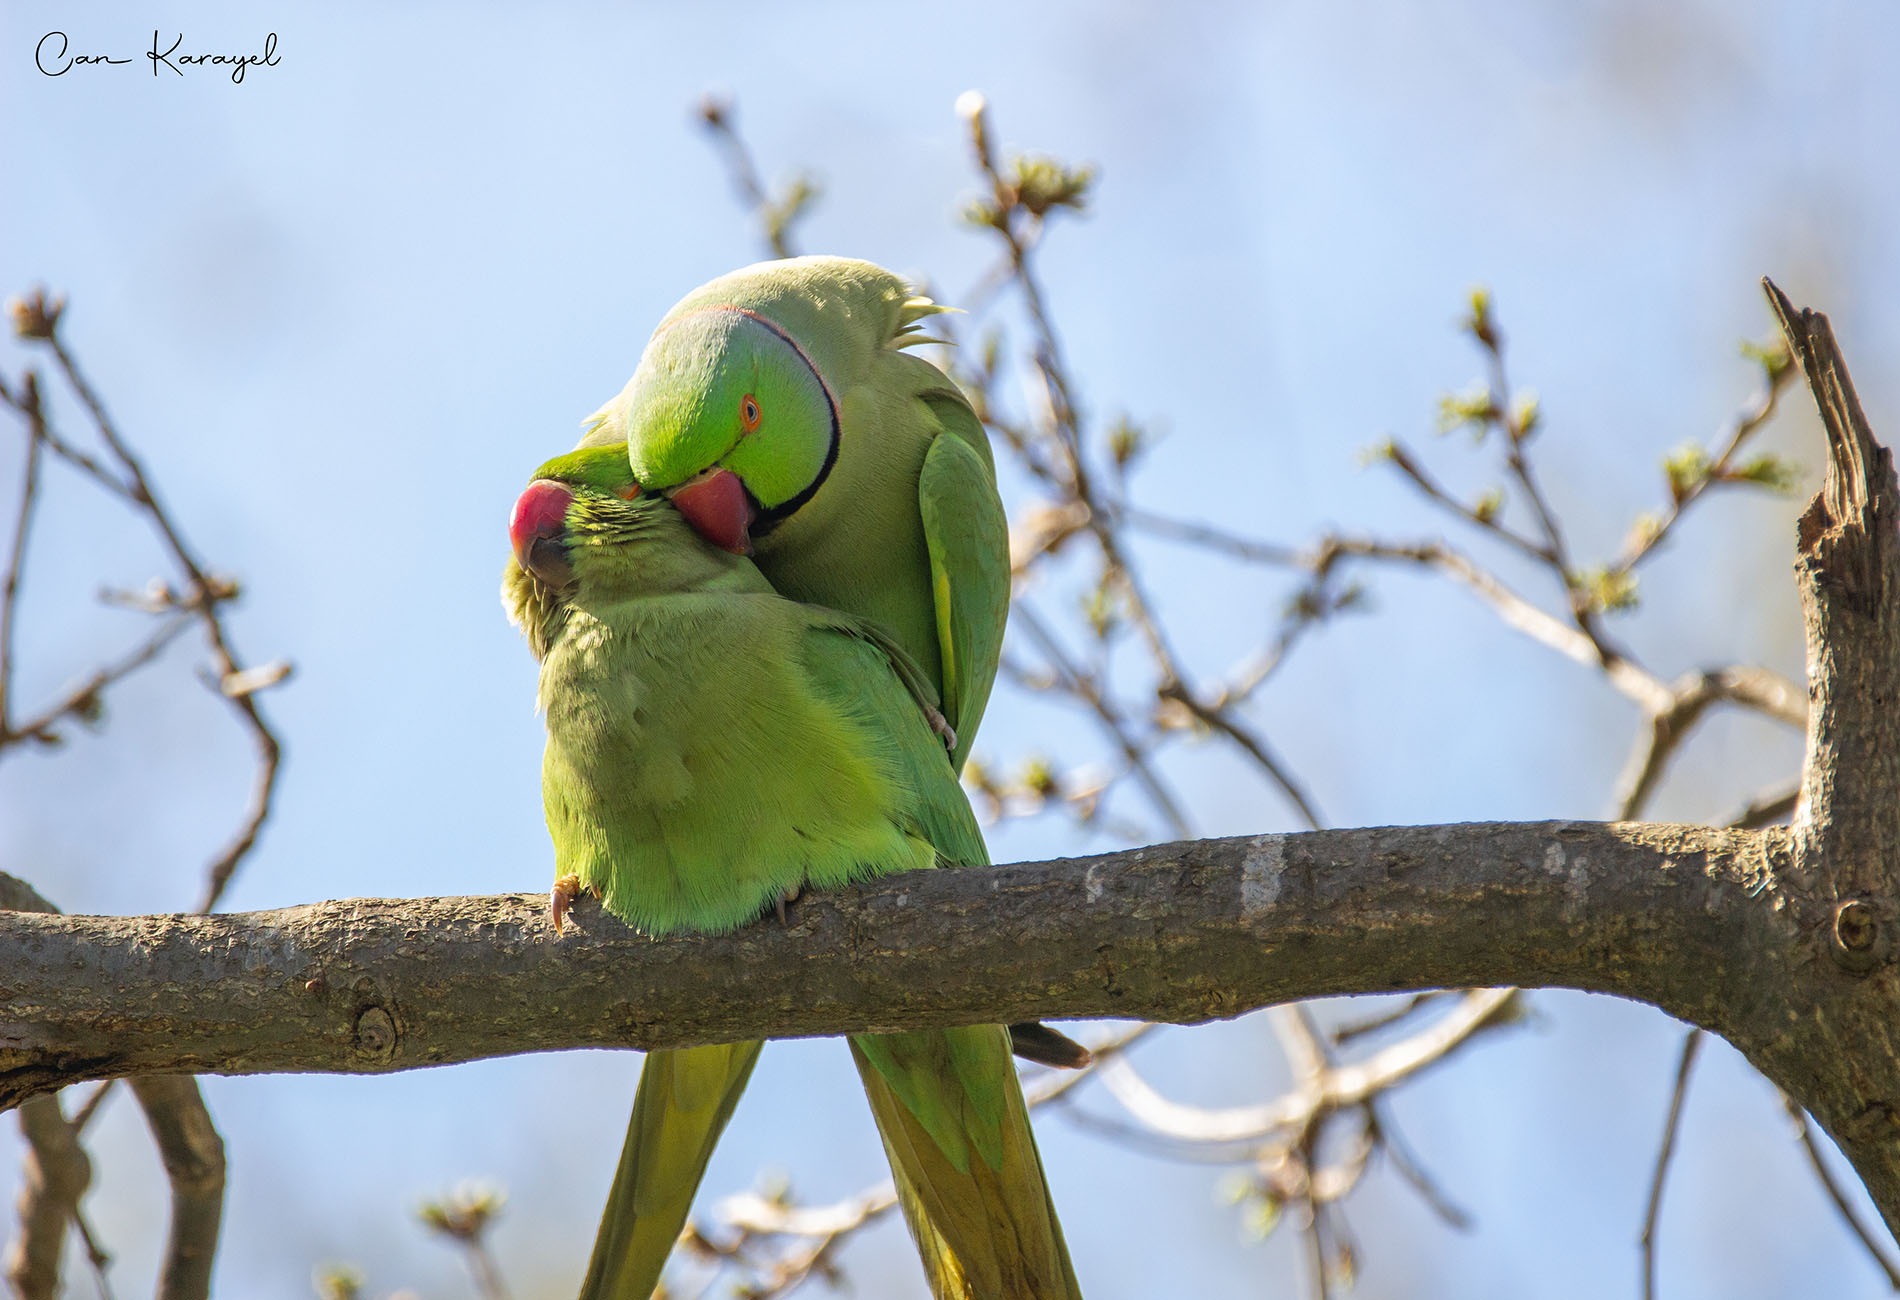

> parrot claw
[924,704,957,753]
[774,884,806,927]
[550,874,584,932]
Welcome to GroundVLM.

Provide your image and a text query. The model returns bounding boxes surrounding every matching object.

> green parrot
[578,257,1090,1080]
[505,445,1082,1300]
[580,255,1006,776]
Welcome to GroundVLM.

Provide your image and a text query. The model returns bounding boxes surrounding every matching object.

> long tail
[849,1026,1082,1299]
[579,1041,764,1300]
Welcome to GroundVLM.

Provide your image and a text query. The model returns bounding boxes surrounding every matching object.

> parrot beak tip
[510,479,576,586]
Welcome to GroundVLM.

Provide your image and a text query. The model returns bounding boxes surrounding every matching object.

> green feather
[578,1042,761,1299]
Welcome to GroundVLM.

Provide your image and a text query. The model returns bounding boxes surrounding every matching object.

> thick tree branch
[1758,278,1900,1247]
[0,822,1791,1114]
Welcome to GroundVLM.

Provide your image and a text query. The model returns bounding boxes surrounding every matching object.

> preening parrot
[581,255,1007,776]
[505,445,1081,1299]
[575,256,1091,1082]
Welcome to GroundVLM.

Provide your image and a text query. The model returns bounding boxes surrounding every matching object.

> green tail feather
[579,1042,763,1300]
[850,1028,1082,1300]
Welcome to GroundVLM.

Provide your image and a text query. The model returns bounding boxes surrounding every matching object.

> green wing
[578,1042,763,1300]
[916,395,1010,773]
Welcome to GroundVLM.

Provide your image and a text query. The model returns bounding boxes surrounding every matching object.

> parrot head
[598,306,839,558]
[508,445,644,590]
[504,443,766,661]
[504,444,649,658]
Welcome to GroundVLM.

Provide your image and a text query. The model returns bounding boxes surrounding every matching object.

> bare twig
[5,303,289,910]
[696,95,816,261]
[3,614,193,749]
[1468,309,1600,648]
[1161,682,1325,830]
[1639,1027,1704,1300]
[0,373,45,738]
[1,879,111,1300]
[1096,989,1519,1144]
[1311,535,1675,713]
[706,1182,898,1299]
[1613,666,1807,820]
[1012,601,1192,837]
[1119,506,1301,565]
[1728,786,1800,831]
[1330,993,1452,1047]
[1613,352,1797,573]
[1302,1195,1334,1300]
[956,96,1325,835]
[1779,1093,1900,1290]
[1366,1099,1473,1231]
[1382,438,1553,565]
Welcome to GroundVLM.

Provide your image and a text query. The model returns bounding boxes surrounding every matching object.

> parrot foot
[924,703,957,753]
[774,883,806,927]
[550,874,584,932]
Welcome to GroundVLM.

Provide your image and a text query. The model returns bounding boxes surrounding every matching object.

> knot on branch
[352,1006,398,1061]
[1831,898,1888,974]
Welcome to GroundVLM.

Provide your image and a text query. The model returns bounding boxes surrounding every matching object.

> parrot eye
[740,394,762,433]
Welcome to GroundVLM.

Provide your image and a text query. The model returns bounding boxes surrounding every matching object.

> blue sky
[4,2,1899,1296]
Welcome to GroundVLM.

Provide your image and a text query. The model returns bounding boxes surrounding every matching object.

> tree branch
[127,1076,224,1300]
[5,1095,92,1300]
[0,823,1790,1115]
[1756,278,1900,1248]
[1639,1027,1703,1300]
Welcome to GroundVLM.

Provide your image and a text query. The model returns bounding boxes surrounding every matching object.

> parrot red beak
[671,467,755,555]
[510,479,575,587]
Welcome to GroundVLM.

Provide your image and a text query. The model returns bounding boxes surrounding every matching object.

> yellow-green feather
[531,500,938,934]
[915,421,1009,770]
[579,1042,761,1300]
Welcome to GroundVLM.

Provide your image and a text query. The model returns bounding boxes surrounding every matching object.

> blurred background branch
[2,294,289,1300]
